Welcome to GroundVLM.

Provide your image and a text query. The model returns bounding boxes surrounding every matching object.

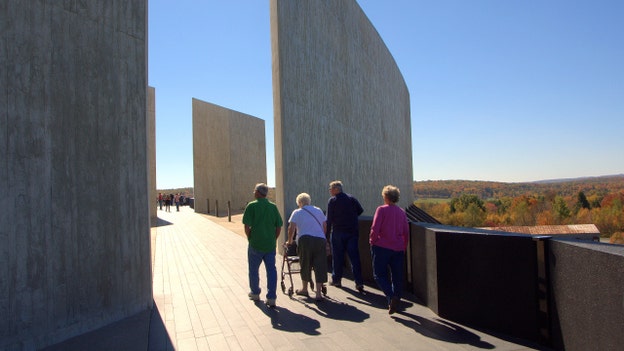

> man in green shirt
[243,183,283,307]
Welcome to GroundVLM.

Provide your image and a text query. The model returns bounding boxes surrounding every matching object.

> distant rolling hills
[413,174,624,199]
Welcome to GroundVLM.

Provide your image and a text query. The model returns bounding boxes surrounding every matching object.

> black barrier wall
[409,224,544,343]
[352,218,624,349]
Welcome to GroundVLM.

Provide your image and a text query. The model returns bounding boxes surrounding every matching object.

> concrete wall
[548,240,624,351]
[1,2,151,350]
[192,99,267,214]
[270,0,413,223]
[148,86,157,223]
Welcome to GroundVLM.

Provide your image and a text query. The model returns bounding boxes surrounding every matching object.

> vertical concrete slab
[148,86,157,223]
[549,241,624,350]
[270,0,413,222]
[1,2,151,350]
[192,99,267,214]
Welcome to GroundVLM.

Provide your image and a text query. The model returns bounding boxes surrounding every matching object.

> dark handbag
[285,241,298,256]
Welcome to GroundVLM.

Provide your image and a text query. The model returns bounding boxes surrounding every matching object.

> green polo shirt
[242,197,283,252]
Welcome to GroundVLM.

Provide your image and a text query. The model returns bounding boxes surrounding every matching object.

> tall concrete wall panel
[271,0,413,221]
[148,86,157,223]
[1,2,151,350]
[548,241,624,350]
[193,99,267,214]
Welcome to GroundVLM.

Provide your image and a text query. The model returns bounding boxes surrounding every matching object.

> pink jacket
[369,204,409,251]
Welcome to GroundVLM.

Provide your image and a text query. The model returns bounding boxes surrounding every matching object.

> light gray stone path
[149,206,545,351]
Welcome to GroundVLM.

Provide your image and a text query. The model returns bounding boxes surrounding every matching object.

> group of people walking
[158,193,184,212]
[242,180,409,314]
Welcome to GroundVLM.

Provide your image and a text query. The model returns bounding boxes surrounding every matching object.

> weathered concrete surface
[192,99,267,214]
[1,2,152,350]
[148,86,157,223]
[548,240,624,350]
[270,0,413,222]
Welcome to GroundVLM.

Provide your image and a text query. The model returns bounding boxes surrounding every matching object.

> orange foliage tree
[414,179,624,238]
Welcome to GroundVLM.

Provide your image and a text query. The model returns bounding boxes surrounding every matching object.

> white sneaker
[265,298,276,307]
[248,293,260,301]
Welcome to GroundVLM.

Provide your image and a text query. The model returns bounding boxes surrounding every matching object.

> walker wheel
[321,285,327,296]
[288,287,293,297]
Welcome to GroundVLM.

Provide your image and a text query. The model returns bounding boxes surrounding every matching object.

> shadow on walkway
[392,311,495,349]
[148,302,174,351]
[152,217,173,227]
[302,297,370,322]
[256,302,321,335]
[41,309,153,351]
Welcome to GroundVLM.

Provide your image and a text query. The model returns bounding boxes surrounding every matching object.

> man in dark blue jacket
[326,180,364,292]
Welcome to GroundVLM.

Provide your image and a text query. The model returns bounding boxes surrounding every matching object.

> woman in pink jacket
[369,185,410,314]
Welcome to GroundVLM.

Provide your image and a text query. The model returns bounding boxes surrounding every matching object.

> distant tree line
[413,175,624,200]
[413,175,624,241]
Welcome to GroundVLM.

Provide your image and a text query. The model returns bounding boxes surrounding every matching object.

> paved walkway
[47,205,547,351]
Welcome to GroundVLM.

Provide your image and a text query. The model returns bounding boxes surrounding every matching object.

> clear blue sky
[149,0,624,189]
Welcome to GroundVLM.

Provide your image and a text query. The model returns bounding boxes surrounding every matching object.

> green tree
[463,202,486,227]
[574,191,591,214]
[450,194,485,213]
[552,196,571,224]
[512,200,534,226]
[589,195,603,209]
[577,191,591,209]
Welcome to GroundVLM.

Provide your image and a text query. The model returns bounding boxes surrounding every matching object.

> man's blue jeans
[331,231,363,286]
[371,245,405,304]
[248,246,277,299]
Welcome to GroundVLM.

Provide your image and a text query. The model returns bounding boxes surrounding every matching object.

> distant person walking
[286,193,327,301]
[165,195,171,212]
[243,183,283,308]
[175,193,180,212]
[370,185,409,314]
[158,193,163,210]
[326,180,364,292]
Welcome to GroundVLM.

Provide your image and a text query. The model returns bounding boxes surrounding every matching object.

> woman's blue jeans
[371,245,405,304]
[248,246,277,299]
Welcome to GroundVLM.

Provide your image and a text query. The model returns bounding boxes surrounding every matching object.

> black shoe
[356,284,364,293]
[388,297,399,315]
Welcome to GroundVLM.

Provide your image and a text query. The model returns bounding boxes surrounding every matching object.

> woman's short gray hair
[296,193,311,206]
[382,185,400,203]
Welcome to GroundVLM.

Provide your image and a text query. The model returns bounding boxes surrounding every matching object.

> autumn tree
[610,232,624,244]
[594,193,624,236]
[536,209,554,225]
[415,201,450,224]
[413,179,624,236]
[575,207,592,224]
[509,195,540,226]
